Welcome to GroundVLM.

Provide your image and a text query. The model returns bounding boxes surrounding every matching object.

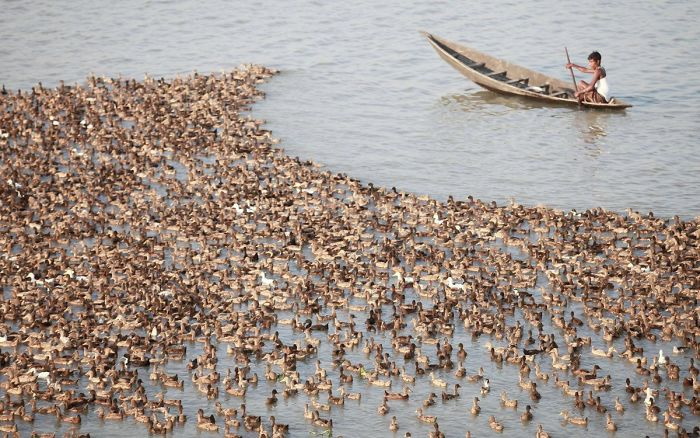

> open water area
[1,1,699,438]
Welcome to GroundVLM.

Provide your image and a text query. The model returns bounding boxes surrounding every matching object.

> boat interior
[428,36,575,99]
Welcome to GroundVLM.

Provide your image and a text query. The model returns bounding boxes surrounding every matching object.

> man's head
[588,51,602,67]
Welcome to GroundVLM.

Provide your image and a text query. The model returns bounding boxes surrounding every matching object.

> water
[1,0,699,218]
[1,2,699,438]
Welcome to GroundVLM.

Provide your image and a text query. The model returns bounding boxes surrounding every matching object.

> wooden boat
[422,32,632,110]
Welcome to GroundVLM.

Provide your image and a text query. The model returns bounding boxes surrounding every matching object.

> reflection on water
[441,89,628,160]
[440,90,551,113]
[573,109,616,147]
[574,110,608,158]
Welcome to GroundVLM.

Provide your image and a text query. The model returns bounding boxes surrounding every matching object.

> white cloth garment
[595,68,609,101]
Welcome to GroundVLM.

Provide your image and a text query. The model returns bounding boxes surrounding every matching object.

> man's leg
[576,80,589,102]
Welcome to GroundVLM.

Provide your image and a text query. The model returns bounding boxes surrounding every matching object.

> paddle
[565,47,579,101]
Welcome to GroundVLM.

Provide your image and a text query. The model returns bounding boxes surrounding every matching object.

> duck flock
[0,66,698,438]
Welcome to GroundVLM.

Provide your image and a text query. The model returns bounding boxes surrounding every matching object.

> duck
[378,397,389,415]
[535,424,550,438]
[327,389,345,405]
[423,392,437,407]
[605,412,617,431]
[96,407,124,420]
[663,412,679,430]
[456,343,467,361]
[311,397,331,412]
[572,364,601,379]
[658,350,667,365]
[429,422,445,438]
[534,363,549,381]
[429,372,447,388]
[560,410,587,426]
[521,405,533,422]
[441,383,460,401]
[644,388,655,406]
[0,424,18,435]
[196,409,219,432]
[311,410,332,429]
[470,397,480,415]
[454,363,467,378]
[303,404,314,420]
[416,407,437,423]
[646,405,658,422]
[385,387,410,401]
[500,391,518,409]
[389,415,399,431]
[269,416,289,435]
[615,396,625,413]
[488,415,504,432]
[466,367,484,383]
[260,272,275,287]
[339,386,361,401]
[55,410,81,424]
[215,402,238,418]
[225,382,247,397]
[266,389,278,405]
[176,405,187,424]
[480,378,490,394]
[241,405,262,431]
[591,345,615,358]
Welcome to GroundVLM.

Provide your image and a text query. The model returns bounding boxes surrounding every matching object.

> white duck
[445,276,466,291]
[481,378,491,394]
[260,272,275,287]
[29,367,51,381]
[392,270,414,285]
[644,389,654,407]
[658,350,666,365]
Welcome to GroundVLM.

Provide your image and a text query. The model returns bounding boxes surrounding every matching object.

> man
[566,51,609,103]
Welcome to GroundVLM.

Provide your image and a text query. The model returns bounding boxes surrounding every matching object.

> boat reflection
[572,107,627,159]
[439,90,550,113]
[574,108,609,145]
[440,90,626,150]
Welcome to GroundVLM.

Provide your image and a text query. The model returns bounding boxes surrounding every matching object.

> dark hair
[588,51,602,62]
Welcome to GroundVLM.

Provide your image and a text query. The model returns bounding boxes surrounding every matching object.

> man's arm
[566,63,595,73]
[575,69,602,96]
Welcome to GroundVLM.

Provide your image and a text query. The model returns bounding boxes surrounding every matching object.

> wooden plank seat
[487,71,508,78]
[507,78,529,86]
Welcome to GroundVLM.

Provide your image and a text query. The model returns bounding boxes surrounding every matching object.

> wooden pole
[565,47,579,98]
